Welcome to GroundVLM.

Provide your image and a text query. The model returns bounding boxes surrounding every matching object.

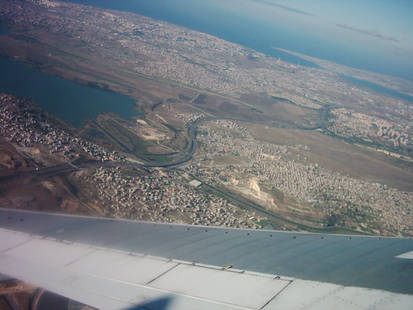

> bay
[0,56,140,127]
[341,75,413,103]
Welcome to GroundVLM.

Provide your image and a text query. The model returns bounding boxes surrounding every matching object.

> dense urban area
[193,118,413,235]
[1,92,412,235]
[0,94,123,162]
[0,94,264,229]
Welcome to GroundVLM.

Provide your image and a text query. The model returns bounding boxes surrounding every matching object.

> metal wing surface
[0,208,413,310]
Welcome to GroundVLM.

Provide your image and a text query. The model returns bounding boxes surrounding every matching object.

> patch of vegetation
[270,187,285,203]
[151,100,163,111]
[142,153,173,163]
[166,98,179,103]
[247,54,259,60]
[325,213,344,227]
[250,107,263,113]
[133,30,144,36]
[178,93,192,101]
[256,219,269,228]
[194,93,208,105]
[271,96,295,105]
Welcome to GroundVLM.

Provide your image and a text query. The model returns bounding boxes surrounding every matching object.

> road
[0,113,322,180]
[138,115,313,168]
[0,161,100,184]
[140,117,203,168]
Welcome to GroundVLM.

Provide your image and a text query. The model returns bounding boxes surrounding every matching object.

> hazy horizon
[63,0,413,81]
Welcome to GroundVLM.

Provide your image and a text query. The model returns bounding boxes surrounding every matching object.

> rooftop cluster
[0,94,123,162]
[193,119,413,235]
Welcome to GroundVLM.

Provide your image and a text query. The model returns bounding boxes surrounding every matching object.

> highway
[0,161,99,184]
[0,114,319,181]
[140,117,203,168]
[141,115,310,168]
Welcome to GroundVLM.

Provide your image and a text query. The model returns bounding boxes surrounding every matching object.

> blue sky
[205,0,413,78]
[286,0,413,41]
[238,0,413,63]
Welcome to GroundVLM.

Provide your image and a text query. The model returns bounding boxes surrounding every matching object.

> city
[1,0,413,309]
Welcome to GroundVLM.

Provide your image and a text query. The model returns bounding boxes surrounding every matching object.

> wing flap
[0,228,288,310]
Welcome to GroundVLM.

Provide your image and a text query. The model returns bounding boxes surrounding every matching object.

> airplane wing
[0,208,412,310]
